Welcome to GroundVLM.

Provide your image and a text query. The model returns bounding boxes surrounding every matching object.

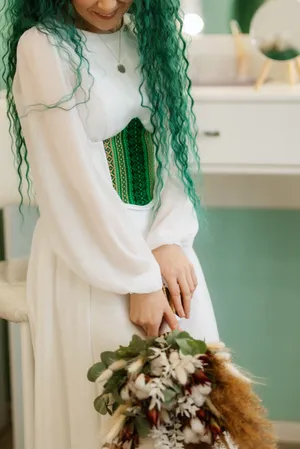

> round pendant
[118,64,126,74]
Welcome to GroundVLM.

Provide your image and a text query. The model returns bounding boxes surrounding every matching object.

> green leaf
[104,370,127,394]
[134,416,151,438]
[170,383,182,394]
[101,351,117,367]
[94,396,109,415]
[129,335,147,352]
[163,388,178,404]
[192,339,207,355]
[111,387,125,405]
[116,346,140,359]
[112,403,119,413]
[166,330,181,346]
[175,338,192,355]
[175,337,207,356]
[87,362,106,382]
[175,331,192,340]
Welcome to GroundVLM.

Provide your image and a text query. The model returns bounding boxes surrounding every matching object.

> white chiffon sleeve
[13,28,163,295]
[146,171,199,250]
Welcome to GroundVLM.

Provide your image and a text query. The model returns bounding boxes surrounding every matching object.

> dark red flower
[193,370,210,384]
[147,409,159,426]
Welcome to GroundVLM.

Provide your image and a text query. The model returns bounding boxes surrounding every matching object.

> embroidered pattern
[103,118,155,206]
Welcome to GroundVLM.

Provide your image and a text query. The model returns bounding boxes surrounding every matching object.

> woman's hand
[130,290,179,337]
[152,244,198,319]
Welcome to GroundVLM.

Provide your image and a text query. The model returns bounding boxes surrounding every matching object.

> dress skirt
[26,202,219,449]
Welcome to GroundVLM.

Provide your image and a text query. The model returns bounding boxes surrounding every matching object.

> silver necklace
[100,30,126,74]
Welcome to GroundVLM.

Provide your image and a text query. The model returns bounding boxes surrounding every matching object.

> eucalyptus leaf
[134,416,151,438]
[112,403,119,413]
[87,362,106,382]
[163,388,177,404]
[112,387,125,405]
[170,383,182,394]
[129,335,147,352]
[94,396,109,415]
[116,346,141,359]
[166,330,181,346]
[116,335,148,359]
[175,331,191,340]
[192,339,207,355]
[175,338,192,355]
[104,370,127,394]
[175,337,207,356]
[101,351,117,367]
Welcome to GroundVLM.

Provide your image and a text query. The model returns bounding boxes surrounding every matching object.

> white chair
[0,259,33,449]
[0,92,35,449]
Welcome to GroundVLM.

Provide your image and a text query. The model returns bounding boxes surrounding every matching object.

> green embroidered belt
[103,118,155,206]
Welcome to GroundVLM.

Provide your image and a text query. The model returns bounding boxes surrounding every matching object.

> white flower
[190,418,205,436]
[134,374,151,400]
[191,385,206,407]
[200,431,212,444]
[128,374,153,400]
[160,409,171,424]
[183,426,200,444]
[169,351,203,385]
[169,351,180,367]
[120,384,130,401]
[176,395,198,418]
[175,365,188,385]
[150,423,185,449]
[135,373,146,389]
[127,358,144,374]
[179,354,196,374]
[149,383,165,410]
[97,368,113,383]
[109,359,127,371]
[148,377,172,410]
[150,352,170,376]
[196,383,212,396]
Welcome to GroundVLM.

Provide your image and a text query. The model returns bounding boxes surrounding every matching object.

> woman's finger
[178,275,192,318]
[146,322,160,337]
[187,271,196,293]
[190,265,198,289]
[164,304,180,331]
[168,279,185,318]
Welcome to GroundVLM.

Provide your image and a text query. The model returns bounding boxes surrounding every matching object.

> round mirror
[250,0,300,61]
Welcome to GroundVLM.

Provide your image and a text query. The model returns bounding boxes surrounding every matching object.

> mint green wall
[195,209,300,421]
[202,0,234,34]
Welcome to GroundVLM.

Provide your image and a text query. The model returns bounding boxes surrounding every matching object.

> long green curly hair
[1,0,200,208]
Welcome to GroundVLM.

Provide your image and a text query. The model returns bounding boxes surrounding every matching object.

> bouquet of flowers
[88,331,276,449]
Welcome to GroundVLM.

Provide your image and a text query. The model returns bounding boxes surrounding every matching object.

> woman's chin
[88,15,123,33]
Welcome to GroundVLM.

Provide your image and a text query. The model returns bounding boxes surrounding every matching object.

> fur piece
[208,348,277,449]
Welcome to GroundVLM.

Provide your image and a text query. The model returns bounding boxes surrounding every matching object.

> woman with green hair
[3,0,219,447]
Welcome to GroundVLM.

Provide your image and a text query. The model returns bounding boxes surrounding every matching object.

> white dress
[13,24,219,449]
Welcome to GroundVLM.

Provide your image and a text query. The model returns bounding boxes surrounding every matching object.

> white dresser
[195,84,300,174]
[193,84,300,209]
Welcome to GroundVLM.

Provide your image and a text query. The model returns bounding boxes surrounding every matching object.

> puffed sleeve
[146,168,199,250]
[13,28,163,294]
